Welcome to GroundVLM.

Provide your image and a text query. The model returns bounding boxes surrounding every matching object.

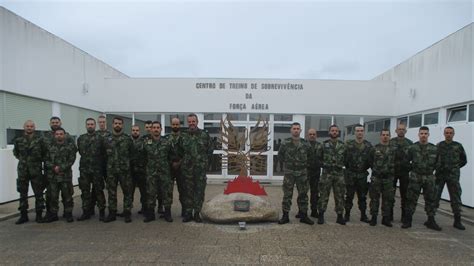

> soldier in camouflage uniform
[13,120,46,224]
[76,118,106,221]
[402,126,441,231]
[92,114,111,215]
[318,125,346,225]
[143,121,173,223]
[277,123,314,225]
[389,123,413,222]
[368,129,395,227]
[130,125,147,215]
[180,114,212,223]
[167,117,185,216]
[103,117,134,223]
[42,128,77,223]
[344,124,372,223]
[306,128,322,218]
[435,126,467,230]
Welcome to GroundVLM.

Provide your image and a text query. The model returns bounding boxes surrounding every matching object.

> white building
[1,7,472,207]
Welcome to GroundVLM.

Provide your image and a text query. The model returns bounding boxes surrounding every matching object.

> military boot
[278,211,290,224]
[344,210,351,222]
[89,207,96,216]
[35,210,43,223]
[424,216,442,231]
[15,210,29,225]
[42,212,59,223]
[295,211,302,219]
[182,211,193,223]
[124,211,132,223]
[369,215,377,226]
[164,207,173,223]
[389,208,394,222]
[77,210,91,221]
[299,213,314,225]
[382,216,393,227]
[138,207,144,215]
[453,215,465,230]
[336,214,346,225]
[157,201,165,214]
[401,215,412,229]
[401,209,406,222]
[360,211,369,223]
[143,209,156,223]
[64,212,74,223]
[99,209,106,222]
[194,211,203,223]
[103,210,117,223]
[310,209,318,218]
[317,211,325,224]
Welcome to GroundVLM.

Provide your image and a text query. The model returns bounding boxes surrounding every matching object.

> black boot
[401,209,406,222]
[360,211,369,223]
[295,211,302,219]
[317,211,325,224]
[157,202,165,214]
[401,215,412,229]
[64,212,74,223]
[35,210,43,223]
[15,210,29,225]
[103,210,117,223]
[193,211,202,223]
[182,211,193,223]
[42,212,59,223]
[90,207,96,216]
[124,211,132,223]
[382,216,392,227]
[278,211,290,224]
[181,208,185,217]
[164,207,173,223]
[299,213,314,225]
[77,210,91,221]
[143,209,156,223]
[138,207,144,215]
[453,214,465,230]
[389,208,394,222]
[310,209,318,218]
[369,215,377,226]
[424,216,442,231]
[336,214,346,225]
[116,211,124,217]
[99,209,105,222]
[344,211,350,222]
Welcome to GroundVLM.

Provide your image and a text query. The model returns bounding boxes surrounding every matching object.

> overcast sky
[1,0,472,79]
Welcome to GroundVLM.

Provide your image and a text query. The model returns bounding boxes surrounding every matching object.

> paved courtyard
[0,183,473,265]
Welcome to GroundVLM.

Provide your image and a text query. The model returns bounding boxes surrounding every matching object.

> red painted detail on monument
[224,176,267,196]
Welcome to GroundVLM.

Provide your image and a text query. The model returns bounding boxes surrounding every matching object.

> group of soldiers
[13,114,212,224]
[278,122,467,231]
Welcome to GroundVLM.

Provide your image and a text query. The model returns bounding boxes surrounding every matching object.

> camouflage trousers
[78,170,106,212]
[435,170,463,215]
[369,176,394,216]
[16,170,45,212]
[48,179,74,214]
[182,165,207,214]
[344,171,369,213]
[131,169,147,210]
[392,170,409,212]
[146,174,174,210]
[106,170,133,212]
[308,168,321,212]
[318,170,345,214]
[171,167,185,208]
[405,172,437,216]
[281,171,309,213]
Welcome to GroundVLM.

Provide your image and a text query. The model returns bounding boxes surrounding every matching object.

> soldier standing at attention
[93,115,110,215]
[103,117,134,223]
[389,123,412,222]
[180,113,212,223]
[13,120,46,224]
[167,117,185,216]
[435,126,467,230]
[318,125,346,225]
[306,128,323,218]
[130,125,147,215]
[77,118,106,221]
[277,122,314,225]
[368,129,395,227]
[42,128,77,223]
[402,126,441,231]
[143,121,173,223]
[344,124,372,223]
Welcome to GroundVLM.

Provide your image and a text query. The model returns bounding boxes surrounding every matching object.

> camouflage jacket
[307,140,323,171]
[103,131,133,169]
[97,129,112,139]
[344,139,373,173]
[77,132,104,173]
[130,136,146,172]
[278,138,310,171]
[321,139,346,171]
[13,133,45,174]
[143,136,171,177]
[390,137,413,173]
[179,129,212,166]
[408,142,437,175]
[436,141,467,173]
[370,143,395,178]
[42,130,74,147]
[45,141,77,181]
[166,132,183,163]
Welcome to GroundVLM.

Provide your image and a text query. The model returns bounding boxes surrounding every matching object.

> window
[375,121,384,131]
[397,117,407,126]
[424,112,439,125]
[204,113,222,121]
[367,123,375,132]
[274,114,293,122]
[408,114,422,128]
[469,104,474,122]
[319,118,331,131]
[346,126,353,135]
[447,106,467,122]
[383,119,390,130]
[226,113,247,121]
[249,113,269,121]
